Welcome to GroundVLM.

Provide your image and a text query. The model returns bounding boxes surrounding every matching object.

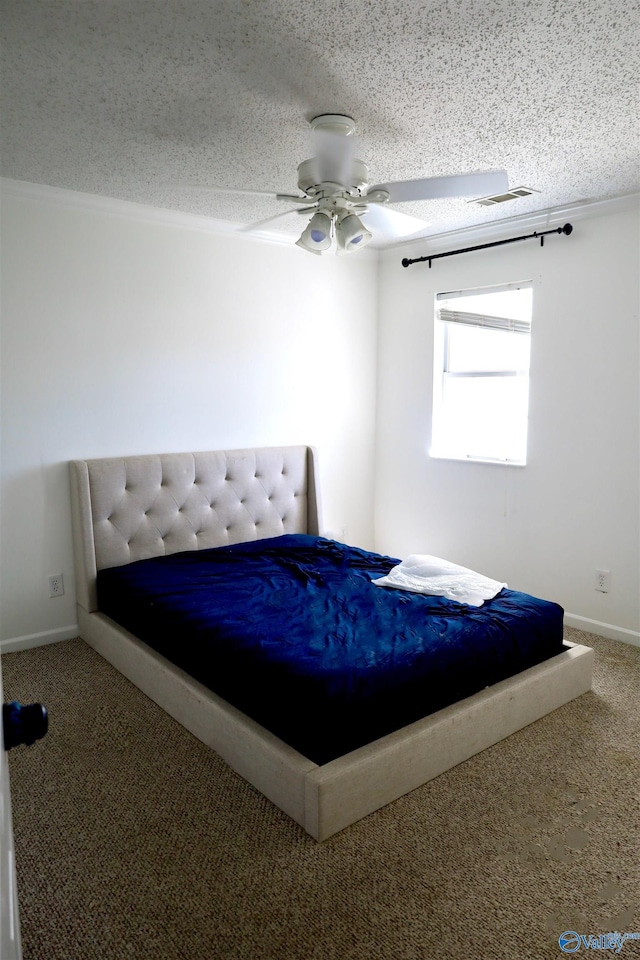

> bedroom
[2,188,638,650]
[0,0,639,957]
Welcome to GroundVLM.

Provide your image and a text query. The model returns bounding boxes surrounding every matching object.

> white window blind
[437,309,531,335]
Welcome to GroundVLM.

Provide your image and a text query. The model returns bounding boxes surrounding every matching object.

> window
[431,282,533,465]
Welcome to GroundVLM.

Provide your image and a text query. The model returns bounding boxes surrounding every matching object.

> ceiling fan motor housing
[297,157,369,196]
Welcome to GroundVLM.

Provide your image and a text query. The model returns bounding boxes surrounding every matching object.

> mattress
[97,534,564,764]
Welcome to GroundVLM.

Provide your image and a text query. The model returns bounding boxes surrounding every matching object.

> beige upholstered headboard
[70,446,322,614]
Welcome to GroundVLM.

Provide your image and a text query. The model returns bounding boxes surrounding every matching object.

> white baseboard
[564,613,640,648]
[0,625,79,654]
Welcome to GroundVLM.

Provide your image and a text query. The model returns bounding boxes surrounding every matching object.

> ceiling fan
[208,115,509,254]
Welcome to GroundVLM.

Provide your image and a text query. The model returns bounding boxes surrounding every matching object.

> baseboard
[0,625,79,654]
[564,613,640,648]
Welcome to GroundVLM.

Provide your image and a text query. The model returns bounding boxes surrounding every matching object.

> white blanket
[373,554,506,607]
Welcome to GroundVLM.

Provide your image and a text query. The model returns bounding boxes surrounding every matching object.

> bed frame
[70,445,594,841]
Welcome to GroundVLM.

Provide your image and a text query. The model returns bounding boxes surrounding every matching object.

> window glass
[446,325,530,374]
[431,282,532,464]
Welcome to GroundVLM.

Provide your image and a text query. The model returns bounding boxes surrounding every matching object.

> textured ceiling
[1,0,638,248]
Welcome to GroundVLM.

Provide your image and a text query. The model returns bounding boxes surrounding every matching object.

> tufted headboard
[70,445,322,614]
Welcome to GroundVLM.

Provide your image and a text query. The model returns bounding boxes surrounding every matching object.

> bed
[70,445,594,841]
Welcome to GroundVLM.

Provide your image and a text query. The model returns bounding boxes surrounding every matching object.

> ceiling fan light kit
[295,209,333,254]
[295,202,372,255]
[335,209,373,252]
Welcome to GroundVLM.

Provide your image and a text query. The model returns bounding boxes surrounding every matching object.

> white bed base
[70,446,594,841]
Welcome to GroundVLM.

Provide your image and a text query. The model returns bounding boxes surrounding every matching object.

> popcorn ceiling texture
[1,0,638,244]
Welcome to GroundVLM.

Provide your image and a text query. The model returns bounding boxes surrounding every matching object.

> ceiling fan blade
[174,185,311,203]
[240,206,316,233]
[368,170,509,204]
[359,204,429,239]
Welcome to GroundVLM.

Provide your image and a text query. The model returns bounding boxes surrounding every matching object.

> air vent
[471,186,539,207]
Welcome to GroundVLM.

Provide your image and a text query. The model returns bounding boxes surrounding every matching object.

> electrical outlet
[595,569,610,593]
[48,573,65,598]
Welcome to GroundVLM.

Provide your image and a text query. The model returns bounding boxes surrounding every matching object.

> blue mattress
[97,534,564,764]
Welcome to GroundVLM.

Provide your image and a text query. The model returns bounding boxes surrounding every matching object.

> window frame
[431,281,533,466]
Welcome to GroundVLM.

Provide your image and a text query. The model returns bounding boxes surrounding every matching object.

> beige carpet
[3,628,640,960]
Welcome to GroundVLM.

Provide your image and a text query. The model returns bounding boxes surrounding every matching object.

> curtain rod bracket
[402,222,573,268]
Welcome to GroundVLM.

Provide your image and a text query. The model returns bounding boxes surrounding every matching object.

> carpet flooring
[3,627,639,960]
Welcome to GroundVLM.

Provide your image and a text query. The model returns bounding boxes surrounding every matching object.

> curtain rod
[401,222,573,268]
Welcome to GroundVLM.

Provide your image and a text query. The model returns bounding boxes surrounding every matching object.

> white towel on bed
[373,554,506,607]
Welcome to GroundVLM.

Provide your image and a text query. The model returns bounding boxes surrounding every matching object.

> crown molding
[0,178,379,259]
[3,178,634,264]
[380,192,640,261]
[0,176,261,235]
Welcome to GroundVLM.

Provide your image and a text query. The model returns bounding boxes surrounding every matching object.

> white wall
[2,186,638,649]
[0,184,378,645]
[375,204,640,641]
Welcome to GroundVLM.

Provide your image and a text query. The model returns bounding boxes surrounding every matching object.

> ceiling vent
[471,186,539,207]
